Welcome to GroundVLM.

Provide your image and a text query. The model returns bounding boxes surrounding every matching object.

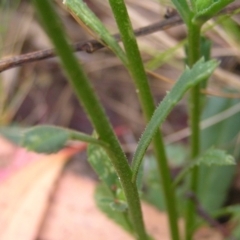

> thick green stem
[33,0,147,239]
[185,23,201,240]
[108,1,180,240]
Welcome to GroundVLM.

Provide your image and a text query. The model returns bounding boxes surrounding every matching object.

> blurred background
[1,0,240,220]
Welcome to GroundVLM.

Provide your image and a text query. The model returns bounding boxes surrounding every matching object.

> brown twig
[0,3,239,73]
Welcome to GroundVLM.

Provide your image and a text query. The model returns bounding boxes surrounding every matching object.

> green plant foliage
[0,125,69,153]
[174,147,235,186]
[142,150,188,212]
[193,0,234,25]
[0,125,104,153]
[95,184,133,233]
[88,142,122,190]
[87,142,134,231]
[63,0,127,65]
[195,147,235,166]
[110,200,128,212]
[171,0,192,23]
[21,125,69,153]
[226,205,240,238]
[141,155,166,210]
[198,98,240,213]
[0,126,24,145]
[131,58,219,183]
[34,1,147,238]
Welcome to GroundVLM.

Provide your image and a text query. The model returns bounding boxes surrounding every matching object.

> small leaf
[21,125,69,153]
[131,58,219,183]
[193,0,234,25]
[95,184,133,233]
[110,200,128,212]
[88,143,121,190]
[174,147,235,187]
[195,148,235,166]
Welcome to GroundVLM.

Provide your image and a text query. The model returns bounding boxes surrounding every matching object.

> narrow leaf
[171,0,192,24]
[63,0,127,65]
[131,58,219,183]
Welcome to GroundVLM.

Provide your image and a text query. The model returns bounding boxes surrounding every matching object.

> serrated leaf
[21,126,69,153]
[193,0,234,25]
[131,58,219,182]
[171,0,192,24]
[195,148,235,166]
[174,147,235,189]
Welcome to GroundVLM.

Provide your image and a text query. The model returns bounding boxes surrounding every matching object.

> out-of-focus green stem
[108,1,180,240]
[33,0,148,239]
[185,22,201,240]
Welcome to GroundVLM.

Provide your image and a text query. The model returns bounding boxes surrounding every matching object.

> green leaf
[95,184,133,233]
[131,58,219,183]
[198,97,240,213]
[88,143,134,232]
[21,125,69,153]
[0,126,24,145]
[174,147,235,186]
[141,155,166,210]
[63,0,127,65]
[195,147,235,166]
[88,142,121,190]
[141,154,187,213]
[171,0,192,24]
[227,205,240,238]
[193,0,234,25]
[110,200,128,212]
[0,125,105,153]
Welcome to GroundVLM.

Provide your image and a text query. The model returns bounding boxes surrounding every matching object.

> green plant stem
[108,1,180,240]
[33,0,148,239]
[185,22,201,240]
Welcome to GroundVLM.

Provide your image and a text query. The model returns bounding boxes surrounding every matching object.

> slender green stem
[108,1,180,240]
[33,0,148,239]
[68,129,108,147]
[185,23,201,240]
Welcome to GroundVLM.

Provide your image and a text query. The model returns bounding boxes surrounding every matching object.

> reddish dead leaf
[0,146,80,240]
[0,137,44,181]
